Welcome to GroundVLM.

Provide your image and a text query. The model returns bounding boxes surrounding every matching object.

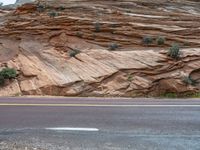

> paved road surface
[0,97,200,150]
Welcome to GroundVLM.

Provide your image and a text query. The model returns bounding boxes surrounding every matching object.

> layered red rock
[0,0,199,96]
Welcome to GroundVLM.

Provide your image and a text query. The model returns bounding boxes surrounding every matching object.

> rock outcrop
[0,0,199,97]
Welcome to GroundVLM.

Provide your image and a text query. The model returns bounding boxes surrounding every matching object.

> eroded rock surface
[0,0,199,97]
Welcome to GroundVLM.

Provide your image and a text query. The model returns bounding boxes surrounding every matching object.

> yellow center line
[0,103,199,107]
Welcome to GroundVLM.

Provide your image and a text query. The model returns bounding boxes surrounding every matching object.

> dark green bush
[76,32,83,38]
[143,36,153,45]
[0,68,17,79]
[58,6,65,11]
[109,43,119,51]
[37,4,45,13]
[48,11,58,18]
[168,44,180,59]
[94,22,101,32]
[0,68,17,86]
[127,74,133,82]
[156,36,165,45]
[0,75,5,86]
[69,49,80,57]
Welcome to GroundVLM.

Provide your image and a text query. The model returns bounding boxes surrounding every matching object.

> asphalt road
[0,97,200,150]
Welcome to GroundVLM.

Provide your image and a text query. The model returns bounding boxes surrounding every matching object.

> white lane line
[45,127,99,132]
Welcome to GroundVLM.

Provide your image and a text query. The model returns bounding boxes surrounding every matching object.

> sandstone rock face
[0,0,199,97]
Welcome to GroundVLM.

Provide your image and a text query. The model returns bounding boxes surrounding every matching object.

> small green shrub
[37,4,45,13]
[183,76,197,86]
[109,43,119,51]
[127,74,133,82]
[69,49,80,57]
[126,10,132,13]
[168,44,180,59]
[161,92,200,98]
[162,93,178,98]
[76,32,83,38]
[143,36,153,45]
[48,11,58,18]
[192,92,200,98]
[156,36,165,45]
[0,75,5,86]
[0,68,17,86]
[58,6,65,11]
[94,22,101,32]
[0,68,17,79]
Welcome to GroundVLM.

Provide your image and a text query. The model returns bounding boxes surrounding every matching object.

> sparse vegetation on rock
[0,0,199,96]
[0,75,5,86]
[127,74,133,82]
[168,44,180,59]
[94,22,101,32]
[156,36,165,45]
[109,43,119,51]
[76,32,83,38]
[58,6,65,11]
[162,93,178,98]
[69,49,80,57]
[0,68,17,79]
[0,68,17,86]
[192,92,200,98]
[36,4,45,13]
[143,36,153,45]
[48,10,58,18]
